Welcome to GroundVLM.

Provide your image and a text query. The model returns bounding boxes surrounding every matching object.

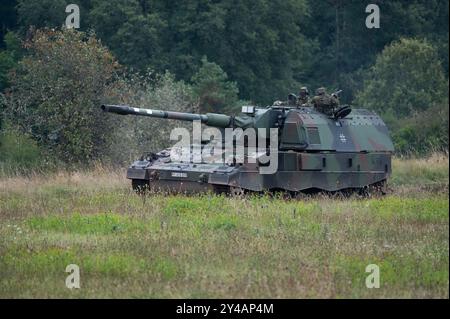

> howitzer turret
[101,95,395,196]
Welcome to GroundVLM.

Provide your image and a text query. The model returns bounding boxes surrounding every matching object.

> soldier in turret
[297,86,310,107]
[311,87,339,115]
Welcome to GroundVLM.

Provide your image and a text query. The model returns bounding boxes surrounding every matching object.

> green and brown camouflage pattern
[101,103,394,194]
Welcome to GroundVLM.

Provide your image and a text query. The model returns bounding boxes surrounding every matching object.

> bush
[355,38,448,118]
[0,128,44,175]
[355,38,449,155]
[4,28,123,164]
[392,105,449,155]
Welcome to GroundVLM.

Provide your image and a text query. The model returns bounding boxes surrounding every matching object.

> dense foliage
[356,38,448,118]
[2,29,200,167]
[355,38,449,154]
[191,56,239,113]
[4,29,122,163]
[0,0,448,170]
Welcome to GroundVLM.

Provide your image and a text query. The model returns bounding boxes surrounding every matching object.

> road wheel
[370,180,388,196]
[132,179,150,194]
[358,180,388,198]
[229,186,245,197]
[358,185,371,198]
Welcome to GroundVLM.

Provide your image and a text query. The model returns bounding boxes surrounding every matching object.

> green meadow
[0,156,448,298]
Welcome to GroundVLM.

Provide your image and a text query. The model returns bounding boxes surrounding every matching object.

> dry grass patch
[0,156,448,298]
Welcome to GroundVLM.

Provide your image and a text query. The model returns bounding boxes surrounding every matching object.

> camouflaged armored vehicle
[101,97,394,195]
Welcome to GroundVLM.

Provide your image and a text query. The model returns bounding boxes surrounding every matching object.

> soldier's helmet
[299,86,309,95]
[316,87,326,95]
[273,100,283,106]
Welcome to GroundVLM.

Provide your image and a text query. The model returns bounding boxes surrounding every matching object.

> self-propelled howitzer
[101,102,394,196]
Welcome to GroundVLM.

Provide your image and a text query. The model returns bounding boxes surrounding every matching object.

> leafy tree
[16,0,68,31]
[0,0,18,48]
[0,51,15,92]
[355,38,448,118]
[110,14,166,71]
[355,38,448,154]
[0,32,23,131]
[191,56,238,113]
[4,29,123,163]
[87,0,166,71]
[0,31,22,91]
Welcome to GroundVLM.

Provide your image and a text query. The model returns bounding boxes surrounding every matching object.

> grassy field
[0,155,448,298]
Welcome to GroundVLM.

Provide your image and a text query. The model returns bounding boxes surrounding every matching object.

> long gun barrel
[101,104,232,128]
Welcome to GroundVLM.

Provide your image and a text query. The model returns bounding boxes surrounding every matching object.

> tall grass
[391,153,449,191]
[0,156,448,298]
